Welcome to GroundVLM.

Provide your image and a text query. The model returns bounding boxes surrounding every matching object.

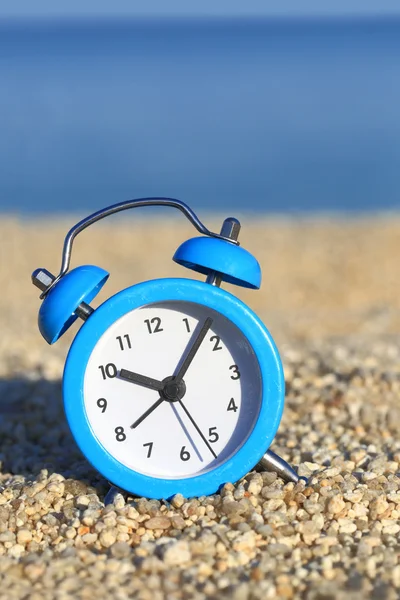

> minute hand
[175,317,213,381]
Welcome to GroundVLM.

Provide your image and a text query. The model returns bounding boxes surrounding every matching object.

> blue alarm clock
[32,197,301,500]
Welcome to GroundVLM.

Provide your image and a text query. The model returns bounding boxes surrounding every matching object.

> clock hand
[168,317,215,458]
[174,317,213,382]
[177,399,217,459]
[119,368,164,392]
[130,396,164,429]
[128,376,187,429]
[128,316,213,433]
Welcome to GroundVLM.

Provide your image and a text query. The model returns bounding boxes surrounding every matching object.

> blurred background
[1,0,400,214]
[1,0,400,355]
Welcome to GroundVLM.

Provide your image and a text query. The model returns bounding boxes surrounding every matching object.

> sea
[1,16,400,215]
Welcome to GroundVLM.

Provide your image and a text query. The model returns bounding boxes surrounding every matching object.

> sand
[1,214,400,599]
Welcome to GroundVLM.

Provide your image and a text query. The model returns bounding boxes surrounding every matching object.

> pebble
[327,495,346,515]
[170,494,185,509]
[161,541,191,566]
[99,529,117,548]
[170,515,186,530]
[16,529,32,545]
[110,542,131,558]
[145,517,171,530]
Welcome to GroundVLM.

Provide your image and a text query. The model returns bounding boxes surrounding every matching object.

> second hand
[177,400,217,459]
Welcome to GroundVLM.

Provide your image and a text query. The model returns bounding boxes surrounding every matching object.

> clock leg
[257,449,307,484]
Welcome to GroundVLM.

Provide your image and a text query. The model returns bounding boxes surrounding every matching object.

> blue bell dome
[173,237,261,289]
[39,265,109,344]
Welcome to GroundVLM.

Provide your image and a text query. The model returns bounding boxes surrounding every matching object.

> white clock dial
[83,301,262,479]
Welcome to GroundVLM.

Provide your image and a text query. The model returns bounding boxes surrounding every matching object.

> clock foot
[257,449,307,485]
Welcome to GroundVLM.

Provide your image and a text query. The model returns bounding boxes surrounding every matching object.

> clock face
[83,300,262,480]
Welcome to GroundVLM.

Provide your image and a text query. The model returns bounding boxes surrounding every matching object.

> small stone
[0,531,15,543]
[362,472,378,482]
[247,475,263,496]
[256,525,274,537]
[171,516,186,530]
[170,494,185,509]
[327,495,346,515]
[315,536,338,547]
[63,480,93,496]
[24,563,45,581]
[267,543,292,556]
[322,466,341,478]
[99,528,118,548]
[261,472,277,485]
[16,529,32,544]
[110,542,131,558]
[370,497,389,517]
[8,544,25,558]
[77,525,90,536]
[338,520,357,534]
[303,501,322,515]
[232,531,257,552]
[297,464,312,478]
[114,494,125,509]
[75,494,90,507]
[82,533,98,544]
[392,565,400,587]
[223,500,249,517]
[145,517,171,530]
[162,541,191,566]
[127,506,140,520]
[382,523,400,535]
[65,527,76,539]
[343,490,363,503]
[298,521,320,544]
[46,482,65,495]
[304,462,320,472]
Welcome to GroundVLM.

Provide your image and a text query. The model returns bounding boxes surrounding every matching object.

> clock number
[116,334,131,351]
[99,363,117,380]
[96,398,107,413]
[227,398,238,412]
[183,317,191,333]
[180,446,191,461]
[208,426,219,443]
[115,427,126,442]
[144,317,163,334]
[143,442,153,458]
[210,335,222,351]
[229,364,241,380]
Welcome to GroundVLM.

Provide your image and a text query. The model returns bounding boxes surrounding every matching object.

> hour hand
[119,369,164,392]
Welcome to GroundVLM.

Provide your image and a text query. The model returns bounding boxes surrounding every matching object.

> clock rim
[63,277,285,499]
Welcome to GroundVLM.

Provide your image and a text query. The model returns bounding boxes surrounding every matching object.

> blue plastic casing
[173,237,261,289]
[38,265,109,344]
[63,278,284,499]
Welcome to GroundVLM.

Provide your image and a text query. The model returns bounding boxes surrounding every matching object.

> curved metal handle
[41,197,238,298]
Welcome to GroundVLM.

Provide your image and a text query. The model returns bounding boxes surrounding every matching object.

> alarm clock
[32,197,301,500]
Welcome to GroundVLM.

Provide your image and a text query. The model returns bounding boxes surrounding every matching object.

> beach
[1,215,400,598]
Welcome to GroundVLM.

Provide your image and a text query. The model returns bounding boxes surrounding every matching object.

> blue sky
[1,0,400,18]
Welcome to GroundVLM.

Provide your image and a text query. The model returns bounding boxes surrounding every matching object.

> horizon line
[1,13,400,24]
